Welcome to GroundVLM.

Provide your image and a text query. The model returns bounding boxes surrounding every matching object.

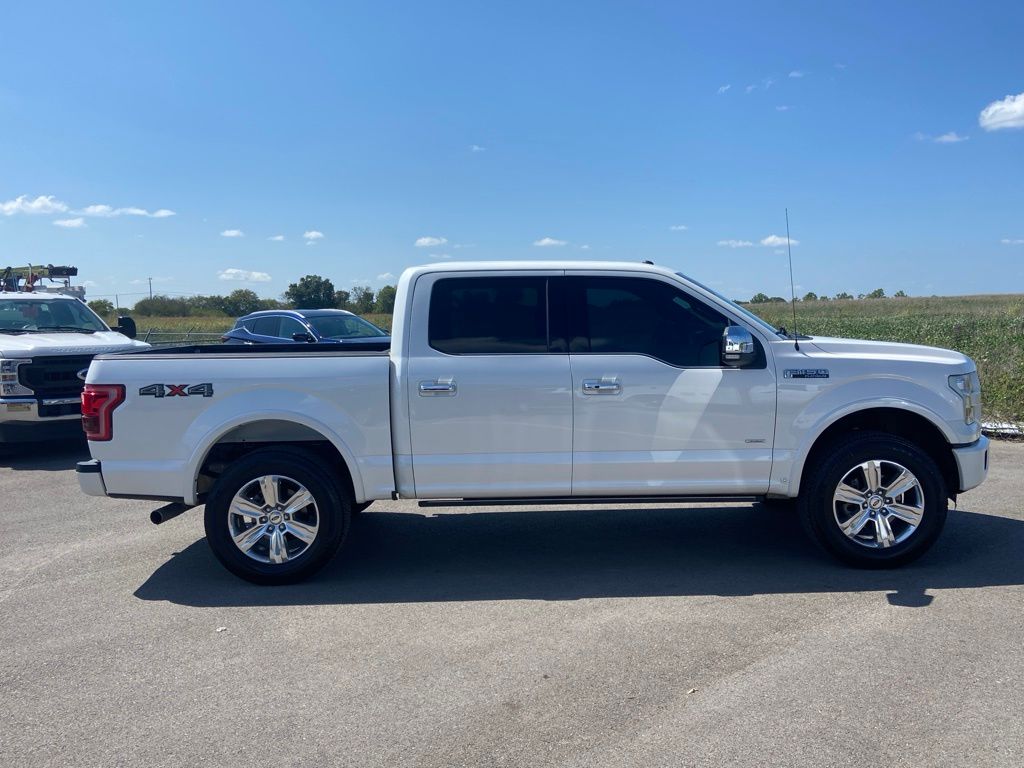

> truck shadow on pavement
[0,439,89,471]
[135,504,1024,608]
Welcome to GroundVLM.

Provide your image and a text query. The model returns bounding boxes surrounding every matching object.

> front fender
[772,373,968,498]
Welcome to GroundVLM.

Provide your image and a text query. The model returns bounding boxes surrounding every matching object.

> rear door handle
[419,379,457,396]
[582,379,621,395]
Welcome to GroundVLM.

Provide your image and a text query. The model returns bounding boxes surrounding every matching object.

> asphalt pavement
[1,439,1022,767]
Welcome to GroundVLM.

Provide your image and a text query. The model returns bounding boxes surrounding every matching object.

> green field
[134,294,1024,424]
[751,295,1024,424]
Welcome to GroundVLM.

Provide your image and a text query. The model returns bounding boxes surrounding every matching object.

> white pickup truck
[1,292,147,444]
[77,261,989,584]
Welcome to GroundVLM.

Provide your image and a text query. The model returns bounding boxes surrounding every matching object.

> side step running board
[418,495,760,508]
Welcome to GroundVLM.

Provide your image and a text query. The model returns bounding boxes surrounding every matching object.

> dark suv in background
[222,309,390,346]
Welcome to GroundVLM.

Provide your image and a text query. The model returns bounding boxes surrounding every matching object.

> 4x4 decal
[139,383,214,398]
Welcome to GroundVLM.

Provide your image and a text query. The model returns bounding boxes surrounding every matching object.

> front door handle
[419,379,457,396]
[582,378,621,395]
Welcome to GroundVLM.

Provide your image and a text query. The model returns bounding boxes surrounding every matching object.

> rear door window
[428,277,551,354]
[278,317,308,340]
[251,316,280,337]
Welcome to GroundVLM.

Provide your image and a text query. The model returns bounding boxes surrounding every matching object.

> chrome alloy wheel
[227,475,319,564]
[832,460,925,549]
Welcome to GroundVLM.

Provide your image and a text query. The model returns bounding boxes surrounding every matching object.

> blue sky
[2,1,1022,305]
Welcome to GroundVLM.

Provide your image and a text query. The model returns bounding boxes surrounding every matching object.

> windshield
[676,273,780,336]
[306,314,388,339]
[0,297,108,333]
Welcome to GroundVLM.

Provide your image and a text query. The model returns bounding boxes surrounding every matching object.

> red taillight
[81,384,126,441]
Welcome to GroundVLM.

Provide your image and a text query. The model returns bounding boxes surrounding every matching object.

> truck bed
[86,344,395,505]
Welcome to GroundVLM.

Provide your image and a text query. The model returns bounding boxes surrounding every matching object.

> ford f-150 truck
[1,292,147,443]
[77,262,989,584]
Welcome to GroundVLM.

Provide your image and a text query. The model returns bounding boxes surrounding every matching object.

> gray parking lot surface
[1,440,1022,767]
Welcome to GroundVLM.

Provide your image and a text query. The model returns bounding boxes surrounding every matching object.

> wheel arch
[792,406,959,500]
[187,414,361,505]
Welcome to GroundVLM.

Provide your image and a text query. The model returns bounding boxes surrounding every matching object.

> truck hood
[0,331,149,358]
[807,336,972,368]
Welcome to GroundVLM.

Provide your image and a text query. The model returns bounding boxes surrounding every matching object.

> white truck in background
[1,292,146,444]
[77,261,988,584]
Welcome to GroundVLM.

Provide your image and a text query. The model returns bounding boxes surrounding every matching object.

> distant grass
[130,294,1024,423]
[134,315,233,335]
[751,295,1024,423]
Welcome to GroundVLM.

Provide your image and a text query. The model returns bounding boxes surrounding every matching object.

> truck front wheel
[799,432,947,568]
[204,448,351,585]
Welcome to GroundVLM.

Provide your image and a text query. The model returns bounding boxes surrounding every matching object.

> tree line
[747,288,908,304]
[87,275,397,318]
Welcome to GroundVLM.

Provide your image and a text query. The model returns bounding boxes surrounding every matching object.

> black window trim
[421,272,766,367]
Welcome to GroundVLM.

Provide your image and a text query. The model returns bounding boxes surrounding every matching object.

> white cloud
[533,237,567,247]
[745,84,756,94]
[579,244,591,250]
[979,92,1024,131]
[268,235,285,241]
[788,70,805,78]
[218,268,271,282]
[669,224,688,231]
[717,84,731,94]
[415,236,447,247]
[53,217,85,228]
[431,253,453,259]
[776,105,790,111]
[377,272,395,281]
[717,239,754,248]
[1,194,69,215]
[1001,238,1024,245]
[763,78,776,89]
[303,230,324,241]
[470,144,486,152]
[761,234,799,247]
[452,242,475,249]
[79,204,175,218]
[835,63,847,70]
[220,229,244,238]
[914,131,969,144]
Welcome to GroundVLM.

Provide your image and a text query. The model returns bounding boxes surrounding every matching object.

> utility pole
[148,277,153,299]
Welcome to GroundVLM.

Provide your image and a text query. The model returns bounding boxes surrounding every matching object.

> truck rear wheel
[204,448,351,585]
[799,432,947,568]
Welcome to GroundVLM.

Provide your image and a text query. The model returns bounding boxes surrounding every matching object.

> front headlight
[948,371,981,425]
[1,359,34,397]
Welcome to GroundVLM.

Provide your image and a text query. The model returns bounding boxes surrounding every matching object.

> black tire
[204,448,351,585]
[352,501,373,515]
[798,431,947,568]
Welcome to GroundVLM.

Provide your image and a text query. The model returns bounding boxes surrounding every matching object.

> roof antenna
[785,207,800,351]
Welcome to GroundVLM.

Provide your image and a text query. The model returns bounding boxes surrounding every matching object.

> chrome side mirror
[721,325,755,367]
